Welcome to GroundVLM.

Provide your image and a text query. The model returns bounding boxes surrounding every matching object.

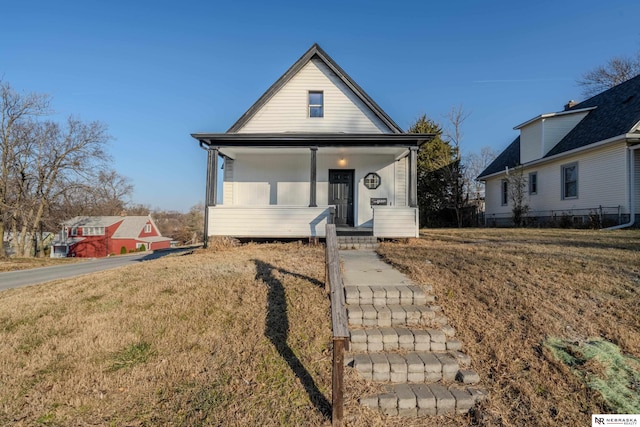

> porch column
[206,148,219,207]
[408,146,418,208]
[204,148,218,248]
[309,146,318,207]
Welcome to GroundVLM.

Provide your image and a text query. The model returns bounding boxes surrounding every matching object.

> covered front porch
[193,133,432,242]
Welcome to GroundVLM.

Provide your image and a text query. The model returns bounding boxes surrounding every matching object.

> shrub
[138,244,146,252]
[120,246,127,255]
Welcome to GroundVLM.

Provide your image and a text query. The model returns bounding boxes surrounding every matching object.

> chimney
[564,100,577,111]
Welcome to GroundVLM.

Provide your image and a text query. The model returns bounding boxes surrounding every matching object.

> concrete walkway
[339,248,487,417]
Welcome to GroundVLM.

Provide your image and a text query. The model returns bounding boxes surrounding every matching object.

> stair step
[349,327,461,352]
[337,235,377,243]
[360,384,488,416]
[352,352,478,384]
[345,285,434,306]
[338,242,379,250]
[347,304,447,327]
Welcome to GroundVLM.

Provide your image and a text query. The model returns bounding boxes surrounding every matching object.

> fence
[325,224,349,426]
[484,206,626,228]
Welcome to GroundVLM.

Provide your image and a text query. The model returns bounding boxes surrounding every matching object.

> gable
[236,58,391,134]
[229,44,402,134]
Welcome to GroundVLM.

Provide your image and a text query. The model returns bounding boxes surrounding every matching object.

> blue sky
[2,0,639,211]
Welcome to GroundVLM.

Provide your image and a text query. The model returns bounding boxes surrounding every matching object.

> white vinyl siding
[237,58,391,134]
[226,150,403,228]
[222,158,234,204]
[520,112,590,163]
[207,206,332,237]
[395,157,407,207]
[520,122,543,164]
[373,207,418,238]
[485,142,630,217]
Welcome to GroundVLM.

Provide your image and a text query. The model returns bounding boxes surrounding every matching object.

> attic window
[309,91,323,117]
[144,224,151,233]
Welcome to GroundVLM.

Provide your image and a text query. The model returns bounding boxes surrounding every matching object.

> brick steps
[338,236,378,250]
[345,285,434,306]
[347,304,447,328]
[340,249,485,418]
[360,384,488,417]
[352,351,479,384]
[350,327,461,352]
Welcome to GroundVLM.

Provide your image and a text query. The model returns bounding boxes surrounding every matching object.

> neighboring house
[50,216,171,258]
[191,44,433,241]
[478,75,640,227]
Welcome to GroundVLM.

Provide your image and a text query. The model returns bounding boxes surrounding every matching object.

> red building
[50,216,172,258]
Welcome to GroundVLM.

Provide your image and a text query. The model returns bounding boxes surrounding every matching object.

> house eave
[192,132,434,148]
[478,132,633,181]
[513,106,598,130]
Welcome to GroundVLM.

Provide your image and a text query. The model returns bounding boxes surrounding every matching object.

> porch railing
[325,223,349,425]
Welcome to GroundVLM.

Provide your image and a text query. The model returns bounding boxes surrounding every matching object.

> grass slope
[377,228,640,426]
[0,243,331,426]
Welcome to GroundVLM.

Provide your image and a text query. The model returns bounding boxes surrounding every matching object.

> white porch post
[408,146,418,208]
[309,147,318,207]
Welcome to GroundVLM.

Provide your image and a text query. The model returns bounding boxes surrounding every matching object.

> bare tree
[578,53,640,97]
[0,81,50,257]
[464,146,498,202]
[10,117,111,256]
[443,105,470,227]
[507,165,529,227]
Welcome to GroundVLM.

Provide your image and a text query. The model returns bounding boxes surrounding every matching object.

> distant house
[478,75,640,227]
[191,44,433,242]
[50,216,171,258]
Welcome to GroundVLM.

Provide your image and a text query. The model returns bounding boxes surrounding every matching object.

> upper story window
[144,224,151,233]
[308,91,323,117]
[529,172,538,195]
[562,162,578,199]
[83,227,105,236]
[71,227,78,236]
[501,179,508,206]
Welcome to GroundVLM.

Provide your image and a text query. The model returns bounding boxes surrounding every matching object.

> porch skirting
[207,206,334,238]
[373,206,419,238]
[207,205,419,239]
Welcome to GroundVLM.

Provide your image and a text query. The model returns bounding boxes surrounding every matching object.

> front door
[329,169,354,226]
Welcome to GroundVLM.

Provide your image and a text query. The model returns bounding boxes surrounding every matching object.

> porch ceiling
[216,146,410,157]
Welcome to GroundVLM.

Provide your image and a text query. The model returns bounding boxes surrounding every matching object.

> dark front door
[329,169,354,226]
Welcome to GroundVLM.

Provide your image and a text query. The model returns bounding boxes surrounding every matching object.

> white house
[192,44,433,242]
[478,75,640,228]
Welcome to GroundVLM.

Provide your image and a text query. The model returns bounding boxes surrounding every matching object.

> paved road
[0,246,200,291]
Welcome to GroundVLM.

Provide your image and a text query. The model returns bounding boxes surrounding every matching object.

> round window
[364,172,381,190]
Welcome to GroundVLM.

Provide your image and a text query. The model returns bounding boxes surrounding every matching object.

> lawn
[0,229,638,426]
[377,228,640,426]
[0,256,82,272]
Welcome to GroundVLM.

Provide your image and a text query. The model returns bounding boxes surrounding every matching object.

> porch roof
[192,132,434,148]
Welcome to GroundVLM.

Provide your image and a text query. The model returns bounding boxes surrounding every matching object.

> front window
[501,179,508,206]
[562,163,578,199]
[308,91,323,117]
[529,172,538,195]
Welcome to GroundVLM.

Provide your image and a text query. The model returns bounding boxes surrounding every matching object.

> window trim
[501,179,508,206]
[561,162,578,200]
[308,91,324,118]
[528,171,538,195]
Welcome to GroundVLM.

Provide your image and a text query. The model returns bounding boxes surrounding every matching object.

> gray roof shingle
[478,74,640,179]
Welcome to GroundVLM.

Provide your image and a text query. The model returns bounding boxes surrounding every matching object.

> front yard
[0,229,638,426]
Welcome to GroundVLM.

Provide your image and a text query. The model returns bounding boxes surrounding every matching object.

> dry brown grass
[2,230,638,426]
[0,242,332,426]
[376,228,640,427]
[0,256,82,272]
